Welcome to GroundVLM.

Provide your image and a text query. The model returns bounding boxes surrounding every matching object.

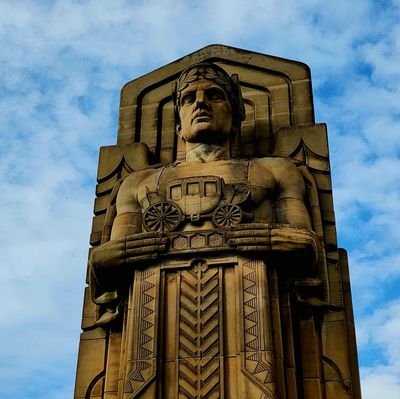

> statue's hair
[173,62,245,135]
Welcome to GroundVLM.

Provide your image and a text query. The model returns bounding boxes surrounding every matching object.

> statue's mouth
[192,112,212,123]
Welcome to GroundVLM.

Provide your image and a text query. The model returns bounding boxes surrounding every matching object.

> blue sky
[1,0,400,398]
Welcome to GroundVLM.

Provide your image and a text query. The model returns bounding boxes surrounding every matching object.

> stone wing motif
[273,124,360,397]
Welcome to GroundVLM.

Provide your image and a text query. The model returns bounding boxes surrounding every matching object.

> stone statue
[75,45,361,399]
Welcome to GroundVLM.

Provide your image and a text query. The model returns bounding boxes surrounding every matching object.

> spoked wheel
[212,204,242,228]
[143,201,183,232]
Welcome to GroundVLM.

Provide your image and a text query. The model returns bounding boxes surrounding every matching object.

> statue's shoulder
[251,156,304,188]
[127,163,164,179]
[251,155,297,170]
[119,163,165,193]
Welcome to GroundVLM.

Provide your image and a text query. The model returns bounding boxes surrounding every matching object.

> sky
[0,0,399,398]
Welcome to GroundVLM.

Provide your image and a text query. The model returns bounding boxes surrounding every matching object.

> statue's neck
[185,143,230,163]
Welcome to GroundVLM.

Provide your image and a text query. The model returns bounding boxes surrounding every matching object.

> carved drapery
[119,256,279,399]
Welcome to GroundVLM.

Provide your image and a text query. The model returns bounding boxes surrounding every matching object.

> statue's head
[173,63,245,146]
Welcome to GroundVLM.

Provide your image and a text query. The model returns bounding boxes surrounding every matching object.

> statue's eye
[206,88,225,101]
[181,92,195,105]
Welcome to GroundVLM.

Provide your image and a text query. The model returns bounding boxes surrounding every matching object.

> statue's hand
[226,223,271,252]
[90,232,169,271]
[270,225,318,260]
[226,223,318,265]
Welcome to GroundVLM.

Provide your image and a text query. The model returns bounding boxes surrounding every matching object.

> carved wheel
[143,201,183,232]
[212,204,243,228]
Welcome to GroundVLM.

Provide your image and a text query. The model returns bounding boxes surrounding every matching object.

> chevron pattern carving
[241,259,276,398]
[124,268,159,397]
[243,259,261,352]
[178,260,222,399]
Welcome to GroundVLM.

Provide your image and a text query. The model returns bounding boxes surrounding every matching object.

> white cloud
[362,369,400,399]
[358,300,400,399]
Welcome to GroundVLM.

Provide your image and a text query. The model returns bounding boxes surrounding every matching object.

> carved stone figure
[74,45,361,399]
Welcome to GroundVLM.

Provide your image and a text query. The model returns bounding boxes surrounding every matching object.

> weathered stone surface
[75,45,360,398]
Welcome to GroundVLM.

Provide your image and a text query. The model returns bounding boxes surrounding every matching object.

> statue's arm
[273,159,311,228]
[89,175,168,290]
[269,159,318,263]
[227,158,318,264]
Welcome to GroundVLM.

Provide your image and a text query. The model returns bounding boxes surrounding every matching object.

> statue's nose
[196,90,206,103]
[194,90,210,109]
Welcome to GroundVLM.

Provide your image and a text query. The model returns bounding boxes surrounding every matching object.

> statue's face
[178,80,232,145]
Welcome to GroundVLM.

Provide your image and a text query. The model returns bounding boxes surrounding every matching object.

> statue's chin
[182,123,231,144]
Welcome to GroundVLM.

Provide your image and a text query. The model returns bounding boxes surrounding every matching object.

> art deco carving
[74,45,361,399]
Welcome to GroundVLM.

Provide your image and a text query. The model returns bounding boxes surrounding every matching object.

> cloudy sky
[1,0,399,398]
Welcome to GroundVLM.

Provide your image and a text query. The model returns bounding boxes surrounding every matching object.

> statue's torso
[132,158,281,232]
[120,158,285,398]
